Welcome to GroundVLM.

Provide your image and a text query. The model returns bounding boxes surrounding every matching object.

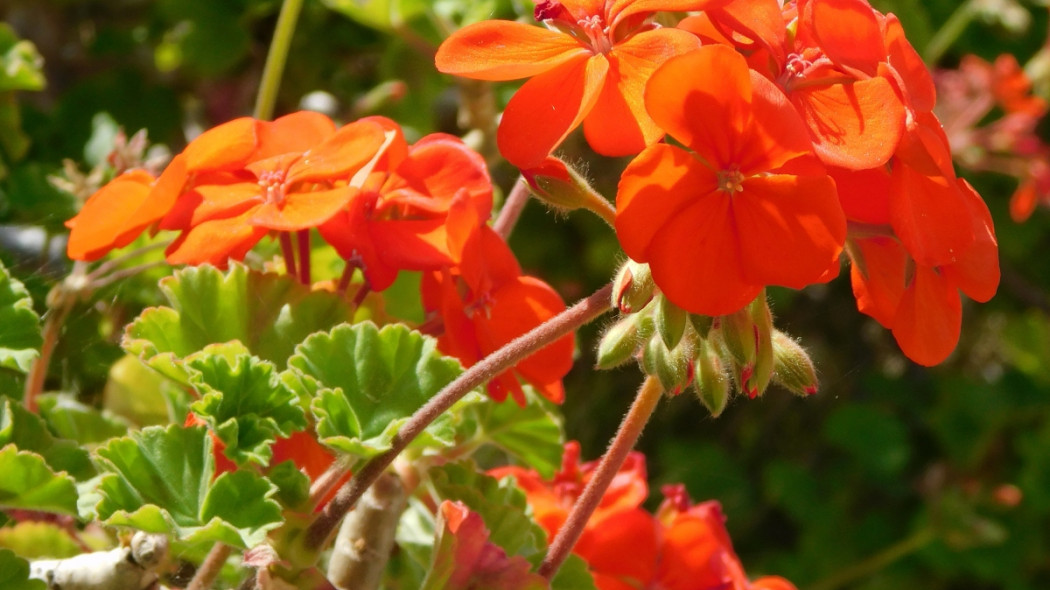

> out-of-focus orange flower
[492,443,797,590]
[422,196,573,405]
[66,169,160,261]
[616,45,845,316]
[435,0,731,168]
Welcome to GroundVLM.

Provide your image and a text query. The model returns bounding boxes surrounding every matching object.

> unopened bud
[694,338,730,417]
[719,293,773,398]
[612,259,655,314]
[596,314,644,370]
[771,330,818,396]
[522,156,615,223]
[642,328,694,395]
[655,293,688,350]
[689,313,713,339]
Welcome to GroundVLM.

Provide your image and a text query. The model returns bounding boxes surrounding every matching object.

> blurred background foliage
[2,0,1050,588]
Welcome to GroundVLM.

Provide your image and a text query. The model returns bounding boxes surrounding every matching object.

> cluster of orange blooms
[492,442,795,590]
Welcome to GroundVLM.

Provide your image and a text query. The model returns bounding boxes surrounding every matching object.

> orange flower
[319,128,493,291]
[493,443,797,590]
[850,179,999,365]
[435,0,729,168]
[66,169,160,261]
[616,45,846,316]
[159,112,391,266]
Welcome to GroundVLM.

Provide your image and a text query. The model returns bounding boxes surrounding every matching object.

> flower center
[717,169,745,194]
[257,169,288,205]
[578,14,613,54]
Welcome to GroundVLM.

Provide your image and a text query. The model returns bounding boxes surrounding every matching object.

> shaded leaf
[0,24,45,92]
[458,387,564,479]
[291,322,465,459]
[0,399,94,480]
[0,445,78,515]
[94,424,282,548]
[0,260,41,374]
[0,548,45,590]
[321,0,429,32]
[0,521,81,559]
[36,394,133,445]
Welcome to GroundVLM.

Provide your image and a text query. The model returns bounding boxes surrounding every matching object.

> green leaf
[266,460,311,510]
[36,394,133,446]
[0,445,78,515]
[0,399,94,480]
[550,554,598,590]
[457,387,564,479]
[94,424,282,548]
[0,24,45,92]
[187,353,307,467]
[0,548,46,590]
[823,404,911,478]
[123,263,352,381]
[102,355,173,427]
[426,462,546,559]
[292,322,465,459]
[0,260,41,374]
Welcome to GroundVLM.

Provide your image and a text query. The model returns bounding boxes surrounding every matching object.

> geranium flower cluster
[491,442,796,590]
[65,111,573,404]
[437,0,1001,366]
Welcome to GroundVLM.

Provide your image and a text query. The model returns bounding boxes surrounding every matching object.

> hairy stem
[304,282,615,551]
[538,375,665,580]
[253,0,305,121]
[185,543,232,590]
[493,176,531,241]
[23,261,88,411]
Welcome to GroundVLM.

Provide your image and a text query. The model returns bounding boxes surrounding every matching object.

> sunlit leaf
[0,260,41,374]
[0,24,45,92]
[0,399,94,480]
[0,521,81,559]
[94,424,282,548]
[291,322,466,459]
[0,445,78,515]
[457,387,564,479]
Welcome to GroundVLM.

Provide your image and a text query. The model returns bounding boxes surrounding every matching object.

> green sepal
[655,294,688,350]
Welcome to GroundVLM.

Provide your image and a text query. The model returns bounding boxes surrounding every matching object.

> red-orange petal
[582,28,701,157]
[788,77,905,170]
[497,54,608,169]
[610,0,733,24]
[183,117,259,172]
[288,119,388,185]
[735,174,845,288]
[892,265,961,366]
[848,236,907,328]
[165,210,269,267]
[828,165,892,225]
[881,14,936,113]
[942,180,999,303]
[66,170,156,261]
[889,159,975,268]
[435,20,587,81]
[809,0,885,75]
[645,45,752,168]
[384,134,493,216]
[252,111,336,161]
[250,186,356,231]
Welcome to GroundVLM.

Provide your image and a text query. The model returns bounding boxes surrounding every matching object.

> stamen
[578,15,613,54]
[717,169,745,194]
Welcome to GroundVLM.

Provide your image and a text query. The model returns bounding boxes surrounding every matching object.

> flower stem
[253,0,305,121]
[185,543,232,590]
[23,261,89,411]
[493,176,531,241]
[924,0,978,65]
[280,232,298,278]
[538,374,665,580]
[297,230,311,285]
[304,282,615,552]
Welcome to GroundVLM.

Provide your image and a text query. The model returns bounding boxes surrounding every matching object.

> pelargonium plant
[1,0,1001,589]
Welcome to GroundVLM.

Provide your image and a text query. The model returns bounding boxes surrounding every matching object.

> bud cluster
[598,260,820,416]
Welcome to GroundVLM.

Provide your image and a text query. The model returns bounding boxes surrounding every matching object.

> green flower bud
[688,313,714,339]
[720,293,774,398]
[655,293,688,350]
[522,156,615,222]
[596,314,643,370]
[694,338,730,417]
[642,328,694,395]
[771,329,818,396]
[611,259,655,314]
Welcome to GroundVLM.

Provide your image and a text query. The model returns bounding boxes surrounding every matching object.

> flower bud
[655,293,688,350]
[771,330,818,396]
[642,327,694,395]
[720,293,773,398]
[522,156,615,221]
[596,314,643,370]
[694,338,730,417]
[689,313,713,339]
[611,259,655,314]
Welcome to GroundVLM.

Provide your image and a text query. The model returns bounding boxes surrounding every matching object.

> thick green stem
[253,0,305,120]
[537,375,665,580]
[810,528,935,590]
[304,282,615,552]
